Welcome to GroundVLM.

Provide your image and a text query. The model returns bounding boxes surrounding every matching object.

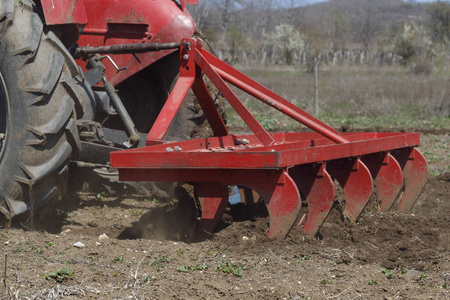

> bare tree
[324,7,350,52]
[187,1,214,29]
[352,6,381,51]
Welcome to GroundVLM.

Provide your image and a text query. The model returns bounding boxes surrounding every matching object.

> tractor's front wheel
[0,1,86,220]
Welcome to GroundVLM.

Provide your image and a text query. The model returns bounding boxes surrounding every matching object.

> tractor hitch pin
[182,41,191,51]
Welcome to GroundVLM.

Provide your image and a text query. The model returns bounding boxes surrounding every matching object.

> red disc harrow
[111,39,428,240]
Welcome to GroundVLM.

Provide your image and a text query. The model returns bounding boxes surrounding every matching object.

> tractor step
[110,38,428,239]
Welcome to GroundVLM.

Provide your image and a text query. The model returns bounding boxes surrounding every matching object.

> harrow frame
[111,39,428,239]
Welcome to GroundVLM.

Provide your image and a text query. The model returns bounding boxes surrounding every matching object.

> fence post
[314,57,320,116]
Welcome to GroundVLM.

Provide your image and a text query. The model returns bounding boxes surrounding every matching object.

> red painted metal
[199,50,344,143]
[245,171,301,238]
[181,0,200,12]
[147,41,196,144]
[193,183,229,241]
[75,0,196,86]
[392,148,429,211]
[327,158,373,221]
[195,48,275,146]
[191,65,229,137]
[291,163,335,237]
[110,39,429,238]
[362,153,403,211]
[40,0,88,25]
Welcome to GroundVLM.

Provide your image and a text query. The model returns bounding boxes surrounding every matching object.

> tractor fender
[77,0,196,86]
[38,0,196,86]
[39,0,88,25]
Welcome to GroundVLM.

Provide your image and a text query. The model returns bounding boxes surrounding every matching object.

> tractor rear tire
[0,0,84,220]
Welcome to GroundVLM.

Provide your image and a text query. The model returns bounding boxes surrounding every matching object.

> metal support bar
[194,48,274,146]
[75,42,181,58]
[103,77,140,147]
[199,49,348,144]
[199,50,340,137]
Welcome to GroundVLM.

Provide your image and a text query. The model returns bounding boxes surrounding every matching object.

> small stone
[98,233,109,240]
[62,229,71,234]
[242,236,249,241]
[73,242,85,248]
[95,242,102,246]
[4,241,9,245]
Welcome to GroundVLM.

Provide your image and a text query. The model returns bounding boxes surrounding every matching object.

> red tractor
[0,0,428,239]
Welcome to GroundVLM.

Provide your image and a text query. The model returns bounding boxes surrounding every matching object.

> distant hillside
[189,0,438,64]
[295,0,428,26]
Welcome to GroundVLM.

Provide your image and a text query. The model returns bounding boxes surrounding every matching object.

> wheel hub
[0,73,8,163]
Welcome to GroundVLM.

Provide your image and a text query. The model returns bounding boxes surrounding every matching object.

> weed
[150,255,172,272]
[191,257,198,261]
[443,282,448,289]
[129,208,144,216]
[335,273,345,278]
[167,199,179,212]
[429,170,442,176]
[418,273,427,280]
[90,253,101,261]
[177,248,185,254]
[112,256,125,263]
[143,276,151,282]
[381,267,394,279]
[321,279,332,284]
[294,255,310,263]
[177,264,210,273]
[94,192,105,201]
[368,280,378,286]
[396,265,408,274]
[216,262,245,277]
[45,242,55,248]
[151,255,172,266]
[112,272,118,277]
[33,247,42,254]
[43,267,74,283]
[88,221,98,227]
[13,246,24,253]
[207,250,213,255]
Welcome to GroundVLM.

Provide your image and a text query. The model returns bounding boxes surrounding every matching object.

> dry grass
[225,64,450,131]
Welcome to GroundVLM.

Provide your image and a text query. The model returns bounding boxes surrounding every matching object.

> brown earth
[0,135,449,300]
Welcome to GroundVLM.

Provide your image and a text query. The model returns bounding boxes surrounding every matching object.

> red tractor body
[39,0,196,85]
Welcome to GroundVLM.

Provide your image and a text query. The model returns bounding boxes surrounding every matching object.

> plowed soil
[0,134,449,299]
